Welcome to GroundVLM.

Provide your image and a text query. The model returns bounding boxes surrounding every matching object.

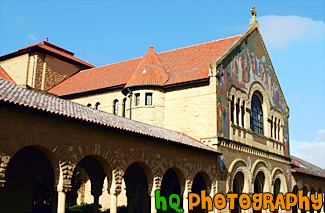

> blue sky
[1,1,324,168]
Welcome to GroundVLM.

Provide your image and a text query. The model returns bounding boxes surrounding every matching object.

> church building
[0,8,324,213]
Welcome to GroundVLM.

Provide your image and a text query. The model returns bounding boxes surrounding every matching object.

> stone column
[320,192,324,213]
[246,108,251,131]
[91,180,104,213]
[183,180,192,213]
[109,169,122,213]
[57,161,75,213]
[110,191,118,213]
[150,176,162,213]
[57,188,68,213]
[210,181,217,213]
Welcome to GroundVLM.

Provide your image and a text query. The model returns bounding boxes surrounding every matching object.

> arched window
[274,118,277,139]
[278,120,281,141]
[236,98,240,125]
[87,103,92,108]
[113,100,119,115]
[95,102,101,110]
[250,93,263,134]
[271,116,273,138]
[241,101,245,127]
[231,95,235,123]
[122,98,127,117]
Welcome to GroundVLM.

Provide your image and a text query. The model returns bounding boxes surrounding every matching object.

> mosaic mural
[217,30,290,157]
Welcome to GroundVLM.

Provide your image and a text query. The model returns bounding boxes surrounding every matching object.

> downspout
[127,88,132,119]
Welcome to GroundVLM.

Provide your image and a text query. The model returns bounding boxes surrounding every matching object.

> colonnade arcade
[291,185,324,213]
[227,159,288,213]
[0,145,216,213]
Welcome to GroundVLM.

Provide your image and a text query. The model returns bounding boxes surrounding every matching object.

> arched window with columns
[250,93,263,135]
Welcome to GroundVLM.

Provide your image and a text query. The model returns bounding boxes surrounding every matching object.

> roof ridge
[79,34,242,73]
[79,56,142,73]
[158,34,242,55]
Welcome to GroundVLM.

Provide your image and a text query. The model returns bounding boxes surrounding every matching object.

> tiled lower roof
[291,155,325,178]
[0,77,219,154]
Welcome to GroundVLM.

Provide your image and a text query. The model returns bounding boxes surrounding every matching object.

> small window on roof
[135,93,140,106]
[122,98,127,117]
[113,99,119,115]
[145,93,152,105]
[95,102,101,110]
[87,103,92,107]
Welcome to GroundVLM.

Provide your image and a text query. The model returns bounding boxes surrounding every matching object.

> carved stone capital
[0,155,10,188]
[110,169,123,196]
[154,176,162,190]
[60,161,75,190]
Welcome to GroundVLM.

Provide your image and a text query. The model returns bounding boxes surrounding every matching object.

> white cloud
[11,16,27,25]
[291,130,325,169]
[28,34,37,41]
[258,15,325,49]
[316,129,325,142]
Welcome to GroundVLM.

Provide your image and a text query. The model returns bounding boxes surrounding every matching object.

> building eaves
[0,77,220,154]
[0,41,94,69]
[291,155,325,179]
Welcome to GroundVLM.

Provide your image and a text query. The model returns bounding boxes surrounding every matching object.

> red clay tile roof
[0,78,220,154]
[0,66,15,84]
[291,155,325,178]
[17,41,94,68]
[49,35,241,96]
[124,45,169,89]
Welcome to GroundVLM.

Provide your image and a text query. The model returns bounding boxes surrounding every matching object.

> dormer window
[87,103,92,108]
[250,93,263,135]
[113,99,119,115]
[95,102,101,110]
[145,93,152,105]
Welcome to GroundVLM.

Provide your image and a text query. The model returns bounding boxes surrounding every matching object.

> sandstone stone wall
[0,53,29,86]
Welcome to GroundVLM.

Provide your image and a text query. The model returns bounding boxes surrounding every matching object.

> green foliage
[66,204,127,213]
[66,203,99,212]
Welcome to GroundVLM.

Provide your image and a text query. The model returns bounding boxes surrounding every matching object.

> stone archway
[317,189,322,213]
[160,168,185,213]
[253,171,265,213]
[232,171,244,213]
[310,187,316,213]
[292,185,298,213]
[124,162,152,213]
[273,178,281,213]
[301,186,308,213]
[1,146,57,212]
[68,155,109,213]
[191,172,211,213]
